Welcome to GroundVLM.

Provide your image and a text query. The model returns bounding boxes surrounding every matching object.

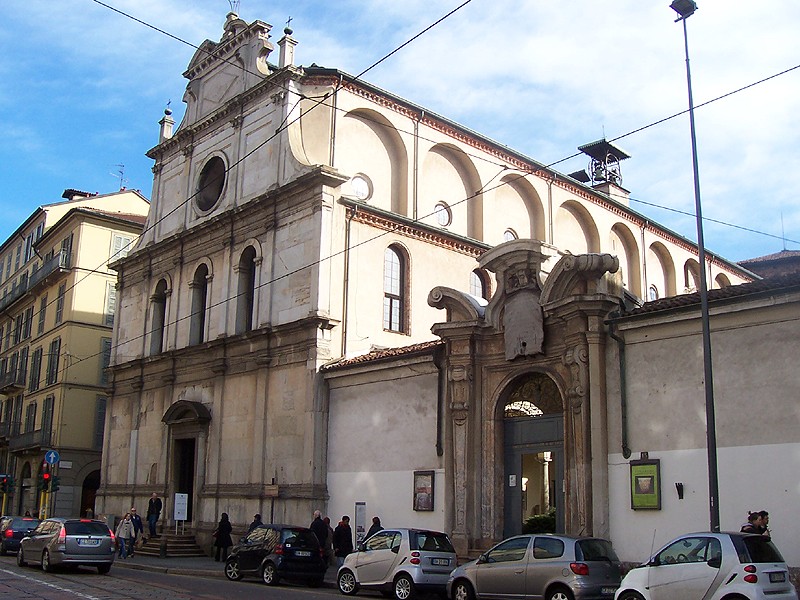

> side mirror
[358,542,367,552]
[707,555,722,569]
[477,553,488,564]
[239,536,247,544]
[648,557,660,567]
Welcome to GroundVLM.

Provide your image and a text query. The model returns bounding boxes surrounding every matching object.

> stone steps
[134,533,207,558]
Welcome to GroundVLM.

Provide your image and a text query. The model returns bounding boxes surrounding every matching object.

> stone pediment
[180,13,274,128]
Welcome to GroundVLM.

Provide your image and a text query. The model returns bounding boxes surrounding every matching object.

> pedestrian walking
[247,513,263,534]
[310,509,328,546]
[116,513,133,559]
[129,507,144,556]
[323,516,335,566]
[332,515,353,567]
[213,512,233,562]
[365,516,383,540]
[146,492,162,539]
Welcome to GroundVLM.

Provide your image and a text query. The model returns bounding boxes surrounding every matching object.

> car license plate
[601,587,617,595]
[77,539,100,546]
[770,572,786,583]
[295,550,311,557]
[431,558,449,566]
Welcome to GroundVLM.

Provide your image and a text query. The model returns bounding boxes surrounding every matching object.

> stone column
[448,363,471,557]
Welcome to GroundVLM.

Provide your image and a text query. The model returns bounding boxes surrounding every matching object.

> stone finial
[278,22,298,68]
[158,104,175,144]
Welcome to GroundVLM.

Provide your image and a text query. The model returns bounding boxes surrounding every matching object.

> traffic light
[39,471,51,492]
[50,476,60,492]
[0,476,8,493]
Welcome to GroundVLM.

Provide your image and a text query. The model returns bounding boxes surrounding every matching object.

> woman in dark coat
[213,512,234,561]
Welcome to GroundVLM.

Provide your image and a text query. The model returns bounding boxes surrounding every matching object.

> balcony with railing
[9,427,51,452]
[0,369,26,394]
[0,250,70,314]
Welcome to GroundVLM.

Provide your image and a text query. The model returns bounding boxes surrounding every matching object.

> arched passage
[501,372,564,538]
[81,470,100,517]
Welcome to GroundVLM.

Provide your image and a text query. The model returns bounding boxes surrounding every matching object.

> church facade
[97,11,755,554]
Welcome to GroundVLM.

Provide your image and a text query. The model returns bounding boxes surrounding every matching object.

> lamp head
[670,0,697,19]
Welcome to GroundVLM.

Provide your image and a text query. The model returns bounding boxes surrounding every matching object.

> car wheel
[16,548,27,567]
[41,550,53,573]
[224,559,243,581]
[453,580,475,600]
[393,574,416,600]
[338,569,360,595]
[546,586,574,600]
[261,561,279,586]
[617,592,645,600]
[97,564,111,575]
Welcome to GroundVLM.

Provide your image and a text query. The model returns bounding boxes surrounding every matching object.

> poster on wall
[630,459,661,510]
[413,470,434,511]
[354,501,366,543]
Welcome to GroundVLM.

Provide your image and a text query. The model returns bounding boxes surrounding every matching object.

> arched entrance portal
[503,373,564,538]
[81,470,100,517]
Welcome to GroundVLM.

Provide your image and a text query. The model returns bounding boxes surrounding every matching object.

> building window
[235,247,257,334]
[37,295,47,335]
[648,285,659,301]
[105,283,116,326]
[24,234,34,263]
[470,269,490,300]
[46,338,61,385]
[189,264,209,345]
[434,202,452,227]
[383,245,408,333]
[196,156,226,212]
[24,401,37,434]
[18,347,28,387]
[503,229,518,242]
[0,325,3,353]
[22,306,33,341]
[150,279,168,356]
[11,396,22,436]
[41,395,54,443]
[94,395,107,450]
[112,234,133,260]
[100,338,112,386]
[55,283,66,325]
[29,347,42,392]
[350,174,372,201]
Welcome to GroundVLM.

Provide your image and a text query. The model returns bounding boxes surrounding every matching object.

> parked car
[17,517,115,574]
[0,516,40,555]
[223,523,327,587]
[337,528,457,599]
[615,532,798,600]
[447,534,622,600]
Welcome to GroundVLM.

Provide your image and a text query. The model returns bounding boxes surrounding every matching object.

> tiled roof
[320,340,443,372]
[739,250,800,265]
[618,273,800,318]
[79,208,148,226]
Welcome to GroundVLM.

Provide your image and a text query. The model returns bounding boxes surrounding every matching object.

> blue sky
[1,0,798,262]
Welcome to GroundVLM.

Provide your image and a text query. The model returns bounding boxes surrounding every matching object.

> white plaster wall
[326,363,444,533]
[609,444,800,567]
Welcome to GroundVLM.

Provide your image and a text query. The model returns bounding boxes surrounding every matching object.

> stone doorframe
[428,241,621,555]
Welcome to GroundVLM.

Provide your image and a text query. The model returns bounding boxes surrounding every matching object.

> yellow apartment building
[0,189,148,517]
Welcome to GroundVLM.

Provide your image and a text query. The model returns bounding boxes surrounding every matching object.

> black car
[224,523,327,587]
[0,516,40,555]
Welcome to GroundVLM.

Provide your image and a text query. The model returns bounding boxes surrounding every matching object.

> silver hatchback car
[337,528,457,599]
[447,534,622,600]
[18,517,116,574]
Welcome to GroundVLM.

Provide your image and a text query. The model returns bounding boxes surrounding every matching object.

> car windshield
[734,536,786,563]
[411,531,454,553]
[64,521,110,536]
[577,539,619,561]
[281,528,319,549]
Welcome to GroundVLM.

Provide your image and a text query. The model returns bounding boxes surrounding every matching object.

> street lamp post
[670,0,720,532]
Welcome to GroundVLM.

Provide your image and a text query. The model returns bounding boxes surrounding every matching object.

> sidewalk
[113,553,339,587]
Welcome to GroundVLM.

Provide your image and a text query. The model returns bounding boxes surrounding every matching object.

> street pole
[670,0,720,531]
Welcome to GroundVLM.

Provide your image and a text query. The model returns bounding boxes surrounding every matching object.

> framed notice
[413,470,434,511]
[630,459,661,510]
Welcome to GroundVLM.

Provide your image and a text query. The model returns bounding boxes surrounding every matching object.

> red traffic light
[42,473,51,481]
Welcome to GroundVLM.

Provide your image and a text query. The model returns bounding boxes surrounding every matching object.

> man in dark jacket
[247,513,263,533]
[332,515,354,567]
[146,492,162,539]
[310,510,328,546]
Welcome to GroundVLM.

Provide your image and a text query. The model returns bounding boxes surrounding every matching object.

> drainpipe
[433,345,445,457]
[413,111,422,221]
[340,206,356,357]
[607,311,631,459]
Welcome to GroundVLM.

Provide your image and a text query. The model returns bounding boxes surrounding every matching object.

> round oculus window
[351,175,372,201]
[196,156,226,211]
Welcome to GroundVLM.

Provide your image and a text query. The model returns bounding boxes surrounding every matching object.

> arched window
[504,373,561,418]
[648,284,659,301]
[150,279,168,355]
[235,247,257,334]
[383,245,408,333]
[470,269,490,300]
[189,264,209,345]
[503,229,518,242]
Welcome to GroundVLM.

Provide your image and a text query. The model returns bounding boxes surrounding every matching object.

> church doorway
[173,438,196,522]
[502,373,564,538]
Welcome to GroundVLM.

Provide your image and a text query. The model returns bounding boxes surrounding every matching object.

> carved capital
[562,344,588,413]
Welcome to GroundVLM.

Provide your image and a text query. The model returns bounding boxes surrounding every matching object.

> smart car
[447,533,621,600]
[17,517,115,574]
[337,528,456,599]
[223,523,327,587]
[0,516,40,555]
[615,532,798,600]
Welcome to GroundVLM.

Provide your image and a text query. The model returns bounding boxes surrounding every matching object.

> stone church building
[96,11,781,563]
